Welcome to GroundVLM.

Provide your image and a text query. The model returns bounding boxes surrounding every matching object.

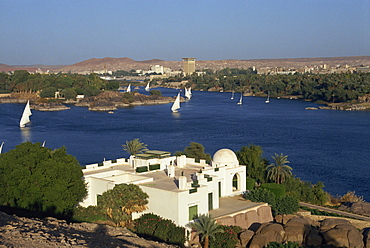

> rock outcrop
[339,202,370,217]
[0,211,178,248]
[236,216,368,248]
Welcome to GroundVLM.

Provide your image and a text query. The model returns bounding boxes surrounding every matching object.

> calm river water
[1,87,369,201]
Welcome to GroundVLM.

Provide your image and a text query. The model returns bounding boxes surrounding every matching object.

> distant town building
[182,57,196,76]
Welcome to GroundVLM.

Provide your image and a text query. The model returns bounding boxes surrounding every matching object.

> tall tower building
[182,58,196,76]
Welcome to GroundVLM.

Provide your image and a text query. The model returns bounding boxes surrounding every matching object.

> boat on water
[185,88,191,99]
[0,142,3,154]
[126,84,131,93]
[145,82,150,91]
[20,100,32,128]
[171,92,181,112]
[265,91,270,103]
[237,93,243,105]
[231,91,234,100]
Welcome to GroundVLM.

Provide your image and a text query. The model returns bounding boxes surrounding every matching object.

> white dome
[212,148,238,164]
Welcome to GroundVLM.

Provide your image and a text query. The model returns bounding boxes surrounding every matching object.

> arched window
[232,174,239,191]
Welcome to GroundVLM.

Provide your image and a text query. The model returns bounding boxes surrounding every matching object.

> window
[189,205,198,221]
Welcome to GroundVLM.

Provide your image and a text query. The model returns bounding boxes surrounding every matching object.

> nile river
[1,87,369,201]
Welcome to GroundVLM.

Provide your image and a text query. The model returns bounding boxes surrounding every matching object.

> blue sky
[1,0,369,65]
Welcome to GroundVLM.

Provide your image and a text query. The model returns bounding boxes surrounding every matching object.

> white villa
[81,148,247,227]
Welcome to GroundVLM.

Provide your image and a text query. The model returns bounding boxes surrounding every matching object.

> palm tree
[266,153,293,184]
[186,214,223,248]
[122,139,148,156]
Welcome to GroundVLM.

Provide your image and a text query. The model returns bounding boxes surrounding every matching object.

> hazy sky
[1,0,369,65]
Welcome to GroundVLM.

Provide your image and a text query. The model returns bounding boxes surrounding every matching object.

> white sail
[265,91,270,103]
[20,100,32,128]
[42,140,46,147]
[237,93,242,105]
[231,91,234,100]
[0,142,3,154]
[189,87,192,95]
[126,84,131,93]
[145,82,150,91]
[171,92,181,112]
[185,88,191,99]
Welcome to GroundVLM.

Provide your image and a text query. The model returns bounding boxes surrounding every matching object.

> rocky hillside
[59,56,370,73]
[2,56,369,74]
[0,211,178,248]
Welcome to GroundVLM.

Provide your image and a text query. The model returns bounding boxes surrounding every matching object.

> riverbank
[0,92,178,112]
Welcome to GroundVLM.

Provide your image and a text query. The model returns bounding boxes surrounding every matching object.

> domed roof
[212,148,238,163]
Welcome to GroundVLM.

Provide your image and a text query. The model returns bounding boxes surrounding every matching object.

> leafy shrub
[244,188,276,207]
[246,177,256,190]
[73,206,109,223]
[300,206,342,217]
[274,195,299,215]
[133,213,185,246]
[261,183,286,197]
[339,191,364,203]
[208,225,241,248]
[265,241,299,248]
[149,89,162,96]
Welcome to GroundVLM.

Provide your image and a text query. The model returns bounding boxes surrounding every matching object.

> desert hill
[1,56,369,74]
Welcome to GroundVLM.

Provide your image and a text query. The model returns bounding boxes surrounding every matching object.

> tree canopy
[183,142,211,162]
[98,183,148,226]
[236,144,268,183]
[0,142,87,215]
[122,139,148,156]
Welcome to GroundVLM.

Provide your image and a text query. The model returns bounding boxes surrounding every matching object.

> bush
[73,206,109,223]
[209,225,241,248]
[265,241,299,248]
[149,89,162,96]
[274,195,299,215]
[133,213,186,246]
[246,177,256,190]
[261,183,286,197]
[244,188,276,207]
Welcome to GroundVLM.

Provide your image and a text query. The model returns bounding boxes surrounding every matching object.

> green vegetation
[149,89,162,96]
[133,213,186,247]
[265,241,300,248]
[266,153,293,184]
[182,142,211,163]
[122,138,148,156]
[156,70,370,103]
[244,188,299,215]
[98,184,148,226]
[300,206,343,217]
[208,225,242,248]
[260,183,286,197]
[0,142,87,217]
[0,70,106,96]
[186,214,223,248]
[236,144,268,183]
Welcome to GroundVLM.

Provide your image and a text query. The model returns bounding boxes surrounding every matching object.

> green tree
[186,214,223,248]
[149,89,162,96]
[266,153,293,184]
[183,142,211,162]
[98,184,148,226]
[40,86,57,98]
[0,142,87,216]
[122,139,148,156]
[236,144,267,182]
[61,88,77,99]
